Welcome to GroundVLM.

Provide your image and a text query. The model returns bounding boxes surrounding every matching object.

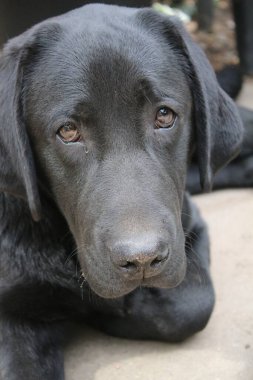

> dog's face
[0,5,243,298]
[24,10,192,297]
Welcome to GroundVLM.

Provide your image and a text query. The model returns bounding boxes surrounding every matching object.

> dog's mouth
[76,219,187,299]
[78,250,187,299]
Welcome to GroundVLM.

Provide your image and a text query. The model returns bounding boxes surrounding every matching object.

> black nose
[110,237,169,279]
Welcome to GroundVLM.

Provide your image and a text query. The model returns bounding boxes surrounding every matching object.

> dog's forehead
[27,6,191,119]
[58,14,186,86]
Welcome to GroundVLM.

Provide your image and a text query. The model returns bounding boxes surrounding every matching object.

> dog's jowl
[0,4,243,380]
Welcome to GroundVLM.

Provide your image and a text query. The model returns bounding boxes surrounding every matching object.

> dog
[0,4,245,379]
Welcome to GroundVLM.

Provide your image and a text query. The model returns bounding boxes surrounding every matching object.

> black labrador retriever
[0,4,246,380]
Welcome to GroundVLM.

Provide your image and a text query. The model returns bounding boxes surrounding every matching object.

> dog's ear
[0,23,61,221]
[164,17,243,191]
[139,11,244,191]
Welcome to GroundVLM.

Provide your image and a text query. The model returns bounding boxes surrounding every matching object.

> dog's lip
[123,270,185,289]
[78,248,187,298]
[140,260,187,289]
[141,275,183,289]
[84,271,185,299]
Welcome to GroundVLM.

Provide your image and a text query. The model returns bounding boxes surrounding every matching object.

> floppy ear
[165,17,243,191]
[0,23,61,221]
[0,38,42,220]
[138,11,244,191]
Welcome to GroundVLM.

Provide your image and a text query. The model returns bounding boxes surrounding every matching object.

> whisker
[64,248,78,265]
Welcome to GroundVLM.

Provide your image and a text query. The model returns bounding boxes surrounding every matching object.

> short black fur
[0,4,250,379]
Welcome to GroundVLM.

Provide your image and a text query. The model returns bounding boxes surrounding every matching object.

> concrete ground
[64,81,253,380]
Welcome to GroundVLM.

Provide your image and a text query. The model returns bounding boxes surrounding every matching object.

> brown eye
[155,107,176,129]
[57,122,81,143]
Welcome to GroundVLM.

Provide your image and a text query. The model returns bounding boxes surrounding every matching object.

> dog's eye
[155,107,176,129]
[57,122,81,143]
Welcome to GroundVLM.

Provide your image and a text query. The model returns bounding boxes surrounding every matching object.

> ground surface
[64,81,253,379]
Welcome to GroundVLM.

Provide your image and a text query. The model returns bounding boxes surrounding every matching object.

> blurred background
[0,0,253,77]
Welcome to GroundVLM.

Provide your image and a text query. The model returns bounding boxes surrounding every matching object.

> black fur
[216,64,243,100]
[0,4,247,379]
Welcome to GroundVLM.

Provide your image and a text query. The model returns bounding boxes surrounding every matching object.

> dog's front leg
[0,318,65,380]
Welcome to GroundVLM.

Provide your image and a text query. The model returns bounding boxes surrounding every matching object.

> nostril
[151,257,161,267]
[120,261,138,271]
[150,251,169,268]
[109,236,170,276]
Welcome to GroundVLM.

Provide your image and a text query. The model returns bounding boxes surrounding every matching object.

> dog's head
[0,5,243,298]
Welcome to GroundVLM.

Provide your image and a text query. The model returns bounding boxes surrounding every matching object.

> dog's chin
[83,260,187,299]
[86,277,141,299]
